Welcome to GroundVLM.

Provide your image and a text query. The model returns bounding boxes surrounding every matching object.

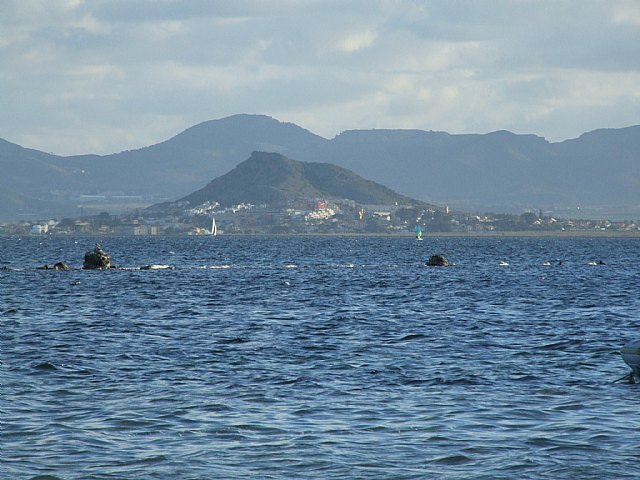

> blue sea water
[2,235,640,479]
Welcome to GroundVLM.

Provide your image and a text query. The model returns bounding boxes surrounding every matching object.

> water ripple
[2,236,640,479]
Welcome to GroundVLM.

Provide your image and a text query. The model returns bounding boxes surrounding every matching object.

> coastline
[4,230,640,239]
[422,230,640,238]
[199,230,640,238]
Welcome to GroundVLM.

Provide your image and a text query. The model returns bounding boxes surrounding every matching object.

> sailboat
[211,216,217,236]
[416,225,423,240]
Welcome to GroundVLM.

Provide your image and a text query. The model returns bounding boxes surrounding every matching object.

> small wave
[540,339,580,350]
[430,454,472,465]
[33,361,57,371]
[401,377,429,386]
[140,264,175,270]
[113,454,168,467]
[397,333,427,342]
[218,337,248,344]
[431,375,482,385]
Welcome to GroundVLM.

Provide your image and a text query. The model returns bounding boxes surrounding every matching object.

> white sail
[211,217,217,236]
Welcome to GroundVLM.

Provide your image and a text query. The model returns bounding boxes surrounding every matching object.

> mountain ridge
[1,114,639,220]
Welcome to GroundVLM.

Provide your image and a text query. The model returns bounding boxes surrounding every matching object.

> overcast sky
[2,0,639,155]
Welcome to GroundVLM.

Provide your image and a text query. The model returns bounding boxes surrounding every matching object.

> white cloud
[338,30,377,53]
[0,0,638,154]
[613,0,640,26]
[68,64,126,81]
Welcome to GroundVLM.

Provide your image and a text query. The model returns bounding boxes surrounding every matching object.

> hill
[317,127,640,215]
[0,115,327,219]
[1,114,639,220]
[168,151,426,209]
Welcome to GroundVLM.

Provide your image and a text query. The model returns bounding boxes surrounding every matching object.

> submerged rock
[83,244,111,270]
[38,262,69,270]
[427,254,449,267]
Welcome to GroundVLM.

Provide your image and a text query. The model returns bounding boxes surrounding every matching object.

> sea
[2,235,640,479]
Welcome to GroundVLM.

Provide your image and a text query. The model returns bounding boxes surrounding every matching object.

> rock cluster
[83,244,111,269]
[427,254,449,266]
[38,262,69,270]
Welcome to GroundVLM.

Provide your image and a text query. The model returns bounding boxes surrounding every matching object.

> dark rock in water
[427,254,449,266]
[38,262,68,270]
[83,244,111,270]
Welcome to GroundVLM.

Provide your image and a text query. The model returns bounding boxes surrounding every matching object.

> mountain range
[1,114,639,220]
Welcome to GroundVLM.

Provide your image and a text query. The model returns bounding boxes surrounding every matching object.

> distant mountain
[0,139,87,219]
[1,114,639,220]
[170,151,426,209]
[0,115,327,219]
[92,114,328,198]
[317,127,640,215]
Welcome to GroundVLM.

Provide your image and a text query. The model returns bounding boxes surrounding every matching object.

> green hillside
[175,151,428,208]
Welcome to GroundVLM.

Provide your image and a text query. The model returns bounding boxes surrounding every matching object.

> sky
[1,0,639,156]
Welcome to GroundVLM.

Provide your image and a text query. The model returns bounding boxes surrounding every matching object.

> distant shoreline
[225,230,640,238]
[4,230,640,239]
[422,230,640,238]
[200,230,640,238]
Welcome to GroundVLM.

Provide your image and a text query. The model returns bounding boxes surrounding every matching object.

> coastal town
[1,198,638,236]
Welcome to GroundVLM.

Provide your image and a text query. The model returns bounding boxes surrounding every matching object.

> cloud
[613,0,640,26]
[338,30,377,53]
[0,0,638,155]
